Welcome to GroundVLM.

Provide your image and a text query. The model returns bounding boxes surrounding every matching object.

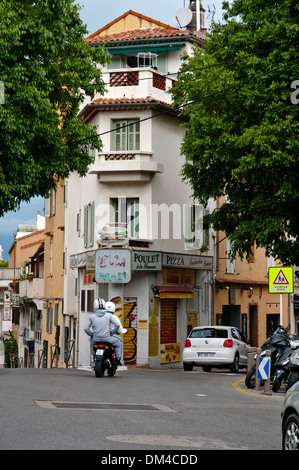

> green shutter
[203,208,210,248]
[113,119,140,151]
[89,201,95,247]
[157,51,168,75]
[84,204,88,248]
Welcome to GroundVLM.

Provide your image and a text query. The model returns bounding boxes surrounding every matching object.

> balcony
[19,277,44,302]
[0,267,21,280]
[85,68,175,107]
[89,151,163,182]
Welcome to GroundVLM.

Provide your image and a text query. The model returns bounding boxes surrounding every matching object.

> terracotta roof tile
[88,96,171,107]
[86,27,199,44]
[78,96,179,122]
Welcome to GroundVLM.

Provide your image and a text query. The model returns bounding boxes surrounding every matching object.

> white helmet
[93,298,106,310]
[105,301,115,314]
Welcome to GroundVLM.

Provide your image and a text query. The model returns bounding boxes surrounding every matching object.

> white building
[65,8,216,368]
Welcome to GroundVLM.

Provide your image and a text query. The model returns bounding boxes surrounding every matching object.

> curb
[233,376,285,400]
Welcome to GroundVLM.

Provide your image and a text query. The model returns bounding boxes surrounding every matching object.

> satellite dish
[173,7,192,28]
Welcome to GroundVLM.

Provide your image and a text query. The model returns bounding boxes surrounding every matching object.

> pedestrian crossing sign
[268,267,293,293]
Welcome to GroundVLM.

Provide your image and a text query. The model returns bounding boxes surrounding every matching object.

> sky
[0,0,228,261]
[76,0,227,34]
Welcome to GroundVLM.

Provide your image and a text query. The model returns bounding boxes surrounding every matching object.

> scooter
[271,343,294,392]
[272,348,299,392]
[245,325,291,389]
[93,341,118,378]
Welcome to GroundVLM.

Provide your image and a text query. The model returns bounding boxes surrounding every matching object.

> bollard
[247,347,257,372]
[262,350,272,396]
[255,348,261,390]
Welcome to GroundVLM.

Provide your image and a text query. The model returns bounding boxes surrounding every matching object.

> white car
[182,326,249,373]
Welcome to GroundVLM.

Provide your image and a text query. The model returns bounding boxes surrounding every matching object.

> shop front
[72,248,213,368]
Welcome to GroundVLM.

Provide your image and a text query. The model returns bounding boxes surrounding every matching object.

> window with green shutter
[111,197,139,238]
[112,119,140,151]
[83,202,95,248]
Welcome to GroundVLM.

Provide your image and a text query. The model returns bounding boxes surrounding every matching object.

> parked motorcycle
[245,325,292,389]
[93,341,118,378]
[272,348,299,392]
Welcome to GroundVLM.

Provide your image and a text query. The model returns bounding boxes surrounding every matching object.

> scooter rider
[84,298,123,366]
[105,301,127,335]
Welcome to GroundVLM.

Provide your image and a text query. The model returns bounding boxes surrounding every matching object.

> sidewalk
[233,375,286,400]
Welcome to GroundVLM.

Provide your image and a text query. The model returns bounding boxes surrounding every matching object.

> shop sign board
[132,251,161,271]
[163,253,212,270]
[160,343,181,363]
[95,249,131,283]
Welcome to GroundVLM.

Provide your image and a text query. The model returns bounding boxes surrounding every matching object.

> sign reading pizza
[268,267,294,294]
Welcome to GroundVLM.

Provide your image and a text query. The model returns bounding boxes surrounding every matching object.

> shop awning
[154,286,194,299]
[215,277,268,289]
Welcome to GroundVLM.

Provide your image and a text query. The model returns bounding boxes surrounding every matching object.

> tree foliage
[173,0,299,265]
[0,0,109,216]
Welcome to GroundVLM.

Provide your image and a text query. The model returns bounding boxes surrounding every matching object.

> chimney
[188,0,206,37]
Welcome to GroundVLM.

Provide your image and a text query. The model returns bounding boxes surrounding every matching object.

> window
[226,237,235,273]
[87,291,94,313]
[49,239,53,276]
[46,306,53,334]
[137,52,158,68]
[111,197,139,238]
[112,119,140,151]
[50,189,56,216]
[125,52,157,69]
[190,328,228,339]
[84,202,95,248]
[185,204,201,249]
[203,207,210,249]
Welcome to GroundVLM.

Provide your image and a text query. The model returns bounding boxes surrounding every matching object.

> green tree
[3,335,18,367]
[0,0,109,216]
[173,0,299,265]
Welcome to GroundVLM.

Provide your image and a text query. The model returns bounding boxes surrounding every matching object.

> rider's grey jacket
[84,308,120,341]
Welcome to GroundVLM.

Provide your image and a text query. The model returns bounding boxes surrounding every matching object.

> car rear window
[190,328,228,339]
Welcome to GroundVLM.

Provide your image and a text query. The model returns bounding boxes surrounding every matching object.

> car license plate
[198,352,215,357]
[96,349,104,356]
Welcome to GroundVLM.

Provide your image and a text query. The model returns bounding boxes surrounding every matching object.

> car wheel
[283,413,299,450]
[202,366,212,372]
[183,362,193,371]
[230,354,239,373]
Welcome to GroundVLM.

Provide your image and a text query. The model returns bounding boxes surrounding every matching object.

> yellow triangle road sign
[269,267,293,293]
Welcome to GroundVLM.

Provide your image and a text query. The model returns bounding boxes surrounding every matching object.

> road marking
[106,434,248,450]
[232,377,284,400]
[35,401,177,412]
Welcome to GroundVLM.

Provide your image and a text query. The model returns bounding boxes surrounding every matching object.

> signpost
[258,356,270,380]
[268,266,294,325]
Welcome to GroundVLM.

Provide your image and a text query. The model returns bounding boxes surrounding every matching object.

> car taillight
[223,339,233,348]
[185,339,191,347]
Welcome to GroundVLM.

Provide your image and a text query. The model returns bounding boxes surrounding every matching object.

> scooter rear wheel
[95,359,105,377]
[245,367,256,389]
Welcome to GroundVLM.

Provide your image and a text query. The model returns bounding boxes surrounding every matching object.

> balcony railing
[89,151,163,182]
[96,68,175,105]
[0,267,21,280]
